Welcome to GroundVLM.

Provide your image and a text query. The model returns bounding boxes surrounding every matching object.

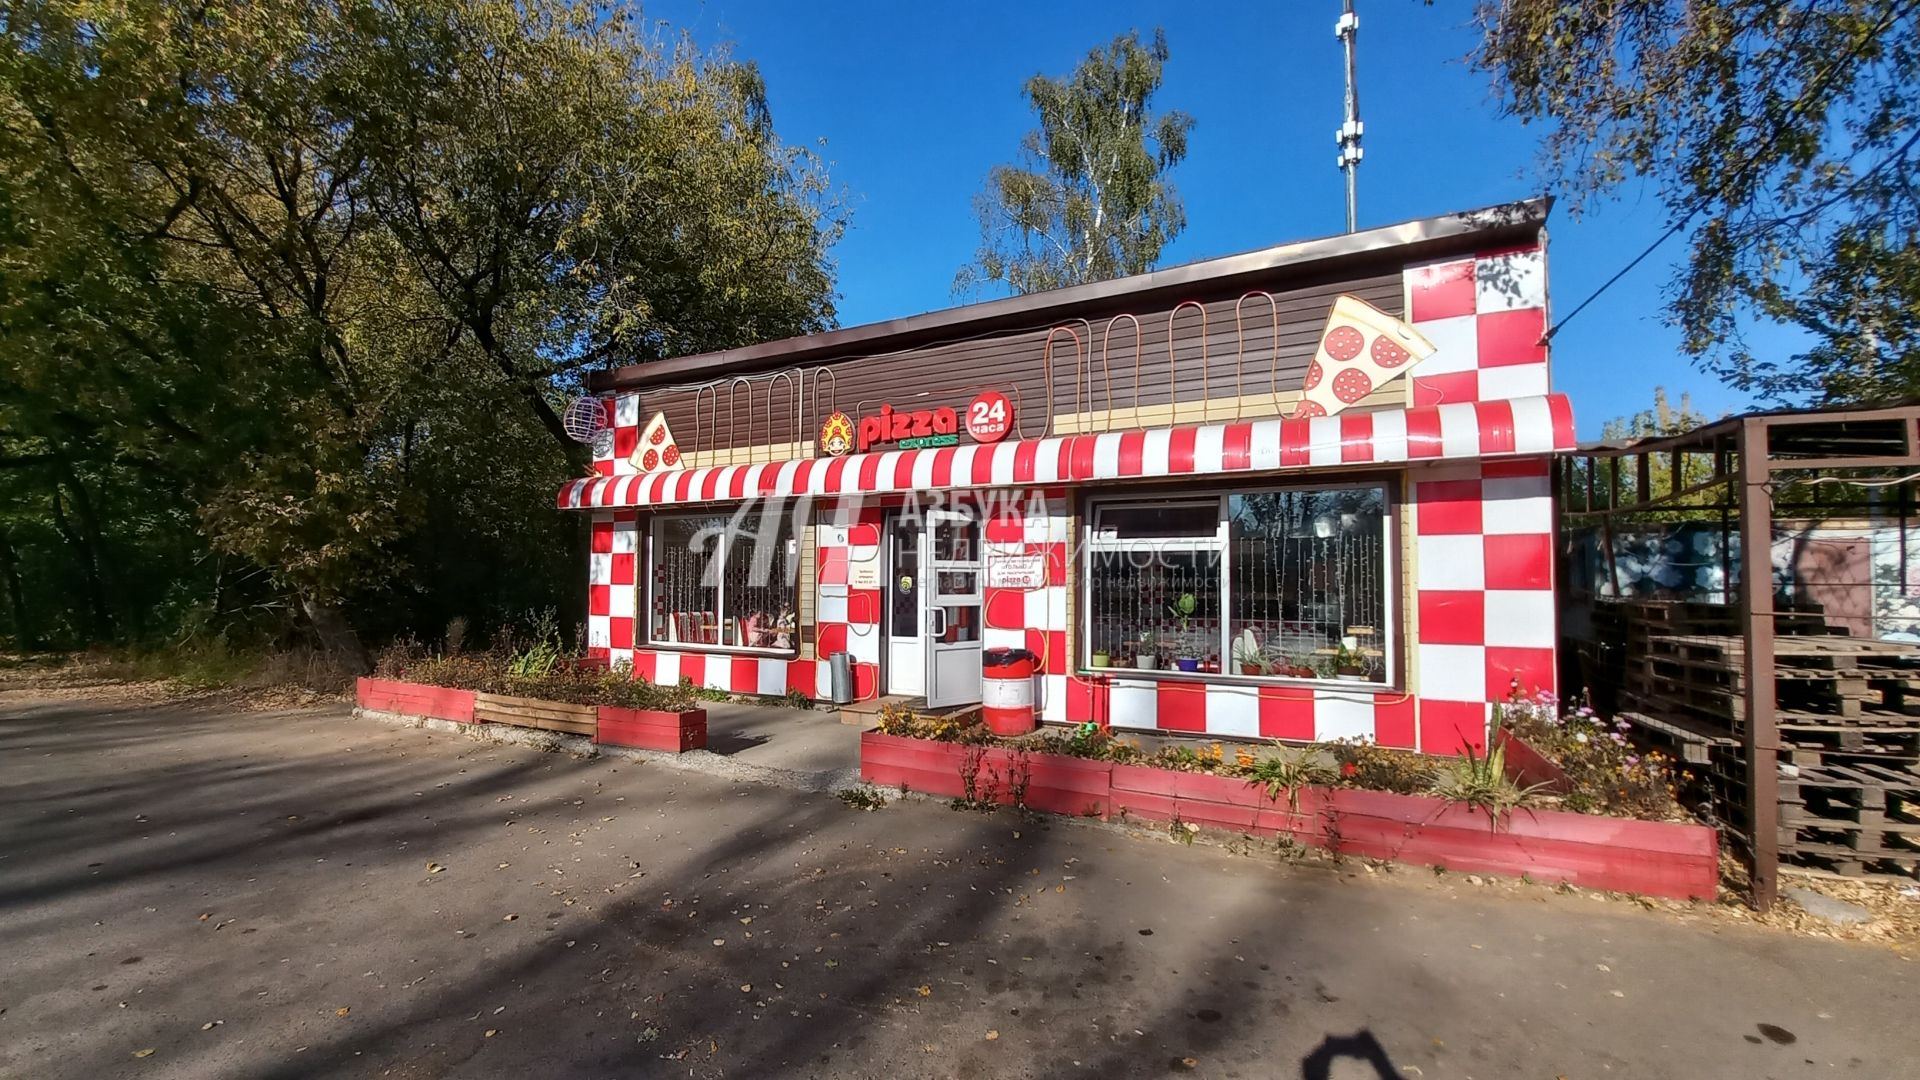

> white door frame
[924,507,984,708]
[882,508,984,705]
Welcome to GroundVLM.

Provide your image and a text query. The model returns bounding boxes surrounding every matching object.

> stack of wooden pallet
[1583,600,1738,718]
[1620,623,1920,876]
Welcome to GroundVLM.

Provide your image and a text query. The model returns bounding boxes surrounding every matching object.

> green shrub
[1427,742,1548,831]
[1244,745,1336,812]
[373,645,694,711]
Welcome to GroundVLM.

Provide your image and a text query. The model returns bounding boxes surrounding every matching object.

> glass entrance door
[882,508,984,706]
[884,515,924,697]
[924,509,983,708]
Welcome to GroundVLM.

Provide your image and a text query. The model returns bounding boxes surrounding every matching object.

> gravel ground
[2,693,1915,1079]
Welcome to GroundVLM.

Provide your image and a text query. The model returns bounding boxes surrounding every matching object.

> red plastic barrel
[981,647,1038,735]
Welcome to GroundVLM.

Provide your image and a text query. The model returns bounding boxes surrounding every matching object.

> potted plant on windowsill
[1232,631,1266,676]
[1169,594,1200,672]
[1333,642,1369,682]
[1134,630,1160,671]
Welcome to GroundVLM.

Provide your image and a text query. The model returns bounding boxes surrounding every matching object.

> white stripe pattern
[556,394,1575,510]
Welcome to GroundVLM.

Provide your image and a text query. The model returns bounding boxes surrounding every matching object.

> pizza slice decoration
[1292,295,1438,419]
[629,411,687,472]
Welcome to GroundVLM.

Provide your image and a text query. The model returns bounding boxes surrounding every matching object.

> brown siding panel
[637,267,1406,457]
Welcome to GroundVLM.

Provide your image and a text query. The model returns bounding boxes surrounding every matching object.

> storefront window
[1086,500,1224,672]
[1227,488,1389,680]
[1083,484,1393,681]
[649,509,800,651]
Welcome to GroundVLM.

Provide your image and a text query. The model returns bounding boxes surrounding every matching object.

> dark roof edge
[589,196,1550,393]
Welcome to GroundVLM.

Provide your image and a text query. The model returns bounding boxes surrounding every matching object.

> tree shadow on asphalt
[236,795,1352,1079]
[0,701,559,919]
[3,699,1396,1079]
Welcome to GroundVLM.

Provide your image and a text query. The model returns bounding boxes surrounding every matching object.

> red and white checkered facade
[1408,245,1548,407]
[982,492,1073,723]
[586,491,1076,713]
[572,239,1562,755]
[1058,453,1555,754]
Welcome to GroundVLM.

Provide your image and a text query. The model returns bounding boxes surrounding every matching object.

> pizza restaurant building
[559,200,1574,755]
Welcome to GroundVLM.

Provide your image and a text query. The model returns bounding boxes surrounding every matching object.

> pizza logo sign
[817,392,1017,457]
[819,411,855,456]
[629,412,686,472]
[1291,295,1438,420]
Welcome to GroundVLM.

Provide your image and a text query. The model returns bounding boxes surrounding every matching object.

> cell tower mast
[1336,0,1363,232]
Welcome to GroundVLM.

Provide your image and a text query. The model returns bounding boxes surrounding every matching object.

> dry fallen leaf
[426,862,446,874]
[132,1049,156,1059]
[916,985,931,997]
[485,1029,498,1038]
[985,1030,999,1041]
[502,914,518,922]
[335,1007,351,1018]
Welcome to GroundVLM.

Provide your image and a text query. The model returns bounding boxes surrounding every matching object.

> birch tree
[956,29,1193,296]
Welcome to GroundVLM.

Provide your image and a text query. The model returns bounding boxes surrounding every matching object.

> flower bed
[372,649,697,713]
[1497,691,1690,818]
[857,724,1719,901]
[354,677,707,753]
[859,732,1111,818]
[1495,728,1570,794]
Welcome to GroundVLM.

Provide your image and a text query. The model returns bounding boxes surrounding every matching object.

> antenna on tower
[1335,0,1363,232]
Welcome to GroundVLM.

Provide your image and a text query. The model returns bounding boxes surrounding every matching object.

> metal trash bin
[828,650,855,706]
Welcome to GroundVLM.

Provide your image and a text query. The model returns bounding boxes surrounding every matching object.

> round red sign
[965,390,1013,443]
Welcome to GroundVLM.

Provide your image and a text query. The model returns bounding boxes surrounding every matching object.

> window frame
[642,509,802,657]
[1079,477,1402,689]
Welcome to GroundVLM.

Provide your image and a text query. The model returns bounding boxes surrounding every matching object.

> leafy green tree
[1566,388,1719,512]
[0,1,842,663]
[1599,387,1711,444]
[956,28,1193,296]
[1466,1,1920,402]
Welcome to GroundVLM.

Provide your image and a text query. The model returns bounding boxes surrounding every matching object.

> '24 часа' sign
[819,391,1013,456]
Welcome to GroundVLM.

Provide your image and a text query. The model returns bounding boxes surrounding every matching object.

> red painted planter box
[1110,764,1322,839]
[1324,788,1719,900]
[596,706,708,753]
[1495,729,1571,794]
[1006,749,1111,819]
[356,677,475,723]
[859,731,974,798]
[858,732,1111,816]
[856,733,1720,902]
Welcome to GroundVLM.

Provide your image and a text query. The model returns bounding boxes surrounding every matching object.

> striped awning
[556,393,1574,511]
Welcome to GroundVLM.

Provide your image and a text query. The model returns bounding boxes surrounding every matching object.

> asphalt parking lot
[1,694,1912,1079]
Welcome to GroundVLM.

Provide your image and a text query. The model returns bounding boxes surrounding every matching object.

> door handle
[929,606,947,638]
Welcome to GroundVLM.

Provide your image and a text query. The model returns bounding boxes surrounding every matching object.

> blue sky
[649,0,1774,437]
